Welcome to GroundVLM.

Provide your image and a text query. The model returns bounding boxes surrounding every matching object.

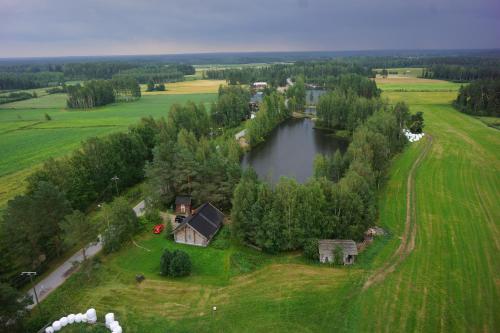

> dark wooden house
[173,203,224,247]
[175,196,192,215]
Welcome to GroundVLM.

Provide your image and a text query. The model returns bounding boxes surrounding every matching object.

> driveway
[26,239,102,308]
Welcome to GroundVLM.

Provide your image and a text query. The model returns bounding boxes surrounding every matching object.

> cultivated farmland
[0,92,218,209]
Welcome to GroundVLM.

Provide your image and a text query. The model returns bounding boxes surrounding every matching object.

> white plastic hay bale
[60,317,68,327]
[86,308,97,323]
[86,308,96,318]
[52,321,61,331]
[112,327,123,333]
[109,320,119,330]
[45,327,54,333]
[105,313,115,327]
[81,314,88,323]
[68,314,75,324]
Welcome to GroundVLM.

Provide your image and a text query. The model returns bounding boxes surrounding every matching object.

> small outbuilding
[173,203,224,247]
[175,196,192,215]
[318,239,358,265]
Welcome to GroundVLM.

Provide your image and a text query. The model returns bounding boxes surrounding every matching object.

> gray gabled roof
[173,203,224,240]
[318,239,358,256]
[175,196,192,205]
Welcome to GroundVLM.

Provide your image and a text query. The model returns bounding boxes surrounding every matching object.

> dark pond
[306,89,326,105]
[241,118,349,184]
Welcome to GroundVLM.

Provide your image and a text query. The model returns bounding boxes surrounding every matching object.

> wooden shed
[318,239,358,265]
[175,196,192,215]
[173,203,224,247]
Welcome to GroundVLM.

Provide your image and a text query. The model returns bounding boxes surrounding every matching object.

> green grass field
[17,77,500,332]
[0,93,217,208]
[375,77,462,92]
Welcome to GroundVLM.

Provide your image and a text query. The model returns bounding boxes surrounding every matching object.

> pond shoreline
[241,117,349,184]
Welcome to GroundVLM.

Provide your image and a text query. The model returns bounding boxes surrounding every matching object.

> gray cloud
[0,0,499,57]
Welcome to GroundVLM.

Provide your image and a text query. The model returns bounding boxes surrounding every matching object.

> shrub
[160,249,173,275]
[160,249,191,277]
[302,238,319,261]
[210,226,231,249]
[169,250,192,277]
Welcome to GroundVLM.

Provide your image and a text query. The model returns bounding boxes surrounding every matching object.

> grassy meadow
[0,89,217,209]
[25,76,499,332]
[347,79,499,332]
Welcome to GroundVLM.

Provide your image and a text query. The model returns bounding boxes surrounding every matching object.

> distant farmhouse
[318,239,358,265]
[252,82,268,90]
[175,196,192,215]
[173,203,224,247]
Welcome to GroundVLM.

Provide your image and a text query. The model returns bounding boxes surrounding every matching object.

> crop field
[0,93,217,208]
[141,79,226,95]
[374,67,424,78]
[375,77,462,91]
[346,80,499,332]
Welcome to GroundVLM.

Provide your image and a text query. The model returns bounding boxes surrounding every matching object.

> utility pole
[111,176,119,195]
[22,271,43,315]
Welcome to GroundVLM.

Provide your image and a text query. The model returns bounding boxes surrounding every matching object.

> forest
[0,62,195,90]
[454,79,500,116]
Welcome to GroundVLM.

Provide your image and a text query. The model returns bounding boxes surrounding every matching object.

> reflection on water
[241,118,348,184]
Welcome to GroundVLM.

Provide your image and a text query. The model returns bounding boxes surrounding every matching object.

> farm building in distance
[252,82,268,90]
[318,239,358,265]
[175,196,192,215]
[173,203,224,247]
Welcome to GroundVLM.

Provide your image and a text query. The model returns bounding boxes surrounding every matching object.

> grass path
[363,134,433,290]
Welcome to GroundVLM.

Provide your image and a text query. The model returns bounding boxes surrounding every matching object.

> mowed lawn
[0,92,217,208]
[346,82,500,332]
[32,233,362,333]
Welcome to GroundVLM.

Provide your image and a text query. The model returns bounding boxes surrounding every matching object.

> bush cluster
[160,249,192,277]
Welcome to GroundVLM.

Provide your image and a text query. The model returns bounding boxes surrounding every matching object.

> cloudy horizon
[1,0,499,58]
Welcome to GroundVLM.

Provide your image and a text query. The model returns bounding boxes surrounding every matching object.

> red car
[153,224,164,234]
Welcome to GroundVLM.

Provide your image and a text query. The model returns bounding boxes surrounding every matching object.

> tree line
[316,90,385,133]
[66,78,140,109]
[421,64,500,82]
[232,101,411,253]
[0,62,195,90]
[210,85,251,128]
[204,61,373,86]
[454,79,500,117]
[246,92,290,146]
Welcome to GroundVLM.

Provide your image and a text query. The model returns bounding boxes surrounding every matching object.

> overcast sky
[1,0,499,58]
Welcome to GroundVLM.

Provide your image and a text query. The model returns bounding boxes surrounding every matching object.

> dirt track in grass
[363,134,433,290]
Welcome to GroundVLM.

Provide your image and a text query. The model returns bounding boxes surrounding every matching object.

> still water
[241,118,348,184]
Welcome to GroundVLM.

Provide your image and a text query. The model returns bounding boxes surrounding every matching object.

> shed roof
[318,239,358,256]
[175,196,192,205]
[174,203,224,240]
